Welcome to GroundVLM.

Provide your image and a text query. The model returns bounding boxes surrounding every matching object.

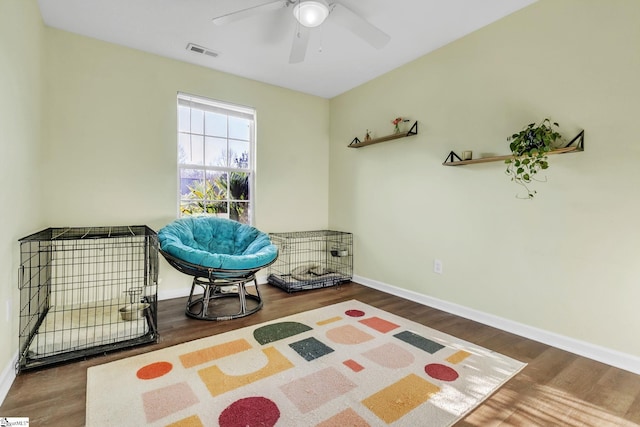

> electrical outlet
[434,259,443,274]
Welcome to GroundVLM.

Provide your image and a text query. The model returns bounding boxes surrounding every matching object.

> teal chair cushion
[158,217,278,270]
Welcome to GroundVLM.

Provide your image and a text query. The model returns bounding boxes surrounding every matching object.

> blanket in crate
[28,298,149,358]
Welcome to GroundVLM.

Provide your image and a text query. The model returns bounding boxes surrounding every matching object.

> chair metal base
[186,275,263,321]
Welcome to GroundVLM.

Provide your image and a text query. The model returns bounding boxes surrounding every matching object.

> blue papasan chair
[158,217,278,320]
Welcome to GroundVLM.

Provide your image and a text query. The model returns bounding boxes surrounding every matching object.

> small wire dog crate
[267,230,352,292]
[17,226,159,371]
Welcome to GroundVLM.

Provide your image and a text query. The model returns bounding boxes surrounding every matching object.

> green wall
[42,29,330,234]
[41,28,330,295]
[329,0,640,357]
[0,0,45,390]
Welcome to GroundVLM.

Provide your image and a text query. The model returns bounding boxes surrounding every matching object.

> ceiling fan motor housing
[293,0,330,27]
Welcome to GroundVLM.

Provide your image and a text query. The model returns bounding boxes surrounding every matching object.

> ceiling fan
[212,0,391,63]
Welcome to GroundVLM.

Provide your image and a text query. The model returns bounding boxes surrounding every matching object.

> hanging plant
[505,118,564,199]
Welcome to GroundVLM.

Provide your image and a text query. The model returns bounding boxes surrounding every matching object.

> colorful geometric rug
[86,300,525,426]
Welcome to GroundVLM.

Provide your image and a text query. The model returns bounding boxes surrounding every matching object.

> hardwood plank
[2,282,640,426]
[625,393,640,423]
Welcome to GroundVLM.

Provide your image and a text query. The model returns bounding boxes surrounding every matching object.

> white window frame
[176,92,256,225]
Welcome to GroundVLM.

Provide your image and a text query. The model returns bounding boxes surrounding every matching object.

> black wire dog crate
[267,230,352,292]
[17,226,159,371]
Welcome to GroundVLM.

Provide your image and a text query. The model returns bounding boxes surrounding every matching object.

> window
[177,93,255,224]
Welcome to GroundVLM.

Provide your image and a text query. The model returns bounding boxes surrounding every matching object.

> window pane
[179,169,204,198]
[229,172,249,201]
[206,201,228,217]
[178,106,190,133]
[229,140,250,169]
[178,133,191,164]
[206,171,227,199]
[191,135,204,165]
[230,202,249,224]
[206,169,228,217]
[205,112,227,137]
[190,109,204,135]
[204,136,227,167]
[180,199,205,216]
[229,116,250,141]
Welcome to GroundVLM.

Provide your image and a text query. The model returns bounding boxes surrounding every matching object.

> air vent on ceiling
[186,43,219,58]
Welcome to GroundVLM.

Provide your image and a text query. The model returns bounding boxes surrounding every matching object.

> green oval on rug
[253,321,312,345]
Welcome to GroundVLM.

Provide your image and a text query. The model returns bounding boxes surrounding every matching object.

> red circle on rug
[219,396,280,427]
[136,361,173,380]
[345,309,365,317]
[425,363,459,382]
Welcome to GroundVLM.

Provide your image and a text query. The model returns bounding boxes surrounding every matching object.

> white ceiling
[37,0,536,99]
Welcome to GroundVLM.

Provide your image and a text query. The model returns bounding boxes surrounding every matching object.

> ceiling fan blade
[289,25,310,64]
[329,3,390,49]
[213,0,289,26]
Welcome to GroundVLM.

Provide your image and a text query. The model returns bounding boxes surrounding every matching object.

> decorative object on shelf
[505,118,563,199]
[349,121,418,148]
[462,150,473,160]
[365,129,371,141]
[392,117,410,133]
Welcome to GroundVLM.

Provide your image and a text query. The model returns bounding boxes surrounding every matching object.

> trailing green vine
[505,118,564,199]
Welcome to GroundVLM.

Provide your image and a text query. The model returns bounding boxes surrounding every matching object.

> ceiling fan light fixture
[293,1,329,28]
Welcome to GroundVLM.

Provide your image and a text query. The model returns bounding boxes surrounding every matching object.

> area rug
[86,300,525,426]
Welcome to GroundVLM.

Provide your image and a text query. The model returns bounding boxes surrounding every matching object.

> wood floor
[2,282,640,426]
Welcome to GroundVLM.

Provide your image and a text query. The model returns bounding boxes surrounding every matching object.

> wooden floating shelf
[443,130,584,166]
[349,121,418,148]
[444,146,581,166]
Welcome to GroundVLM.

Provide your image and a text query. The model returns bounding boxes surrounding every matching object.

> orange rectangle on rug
[361,373,440,424]
[179,338,252,368]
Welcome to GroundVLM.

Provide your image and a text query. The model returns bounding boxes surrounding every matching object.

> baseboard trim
[0,351,18,406]
[354,274,640,375]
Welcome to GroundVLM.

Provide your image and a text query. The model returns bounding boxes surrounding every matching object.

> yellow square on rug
[86,300,526,426]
